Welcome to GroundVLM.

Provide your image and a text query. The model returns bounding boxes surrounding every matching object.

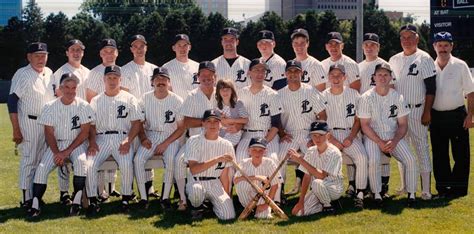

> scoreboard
[431,0,474,41]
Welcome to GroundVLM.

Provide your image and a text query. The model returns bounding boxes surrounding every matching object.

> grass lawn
[0,104,473,233]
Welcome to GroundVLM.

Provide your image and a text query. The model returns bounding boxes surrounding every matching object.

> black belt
[28,115,37,120]
[407,103,422,108]
[332,127,351,131]
[243,129,265,132]
[97,131,127,135]
[193,176,219,181]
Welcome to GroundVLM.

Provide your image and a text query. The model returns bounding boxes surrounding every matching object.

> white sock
[162,183,172,200]
[274,184,282,203]
[73,191,82,205]
[357,191,364,199]
[138,183,147,200]
[32,197,39,209]
[176,179,186,203]
[148,185,155,194]
[375,193,382,200]
[421,172,431,194]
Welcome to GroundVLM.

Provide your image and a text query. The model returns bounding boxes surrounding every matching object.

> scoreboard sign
[431,0,474,41]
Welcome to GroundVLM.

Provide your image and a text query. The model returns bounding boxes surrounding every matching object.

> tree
[23,0,44,43]
[0,17,26,80]
[43,12,69,70]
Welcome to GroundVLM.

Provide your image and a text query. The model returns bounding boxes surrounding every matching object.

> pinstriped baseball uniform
[185,135,236,220]
[298,56,326,88]
[53,63,90,100]
[86,90,144,198]
[9,64,55,197]
[215,100,248,146]
[236,86,282,162]
[121,61,157,98]
[84,64,107,95]
[357,88,418,194]
[321,87,368,191]
[358,58,393,94]
[235,157,282,219]
[389,49,437,174]
[296,144,343,216]
[322,55,361,87]
[162,58,200,99]
[34,97,94,184]
[261,53,286,88]
[134,91,183,199]
[212,55,251,89]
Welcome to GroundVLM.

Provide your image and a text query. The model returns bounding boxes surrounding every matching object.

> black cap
[173,34,191,45]
[285,60,302,71]
[329,64,346,74]
[152,67,170,79]
[198,61,216,73]
[363,33,379,44]
[249,137,268,149]
[65,39,85,50]
[104,65,121,76]
[400,24,418,34]
[309,121,329,135]
[130,34,147,45]
[290,28,309,40]
[27,42,48,54]
[60,72,80,85]
[221,27,239,38]
[258,30,275,41]
[433,31,453,43]
[202,109,221,121]
[249,58,268,71]
[100,39,117,50]
[373,63,393,74]
[327,32,343,43]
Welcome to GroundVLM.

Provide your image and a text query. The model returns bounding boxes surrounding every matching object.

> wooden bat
[231,160,288,220]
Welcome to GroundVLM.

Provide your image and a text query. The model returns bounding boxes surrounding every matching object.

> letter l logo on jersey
[117,105,128,118]
[164,110,175,123]
[301,99,313,113]
[71,115,80,130]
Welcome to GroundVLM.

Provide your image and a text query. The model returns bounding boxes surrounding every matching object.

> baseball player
[86,65,143,214]
[173,61,218,211]
[234,137,282,219]
[8,42,55,210]
[358,63,418,207]
[212,27,251,89]
[186,109,235,220]
[389,24,437,200]
[322,64,368,208]
[256,30,286,90]
[289,121,344,216]
[277,59,326,202]
[290,28,327,92]
[28,73,94,217]
[134,67,185,210]
[162,34,200,100]
[431,31,474,198]
[322,32,361,91]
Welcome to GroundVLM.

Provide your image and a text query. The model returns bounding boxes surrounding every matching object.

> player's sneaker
[321,205,336,214]
[20,199,32,212]
[421,192,432,200]
[110,190,121,197]
[160,199,172,211]
[148,191,160,199]
[407,198,416,207]
[98,193,109,203]
[374,193,383,207]
[395,188,407,196]
[354,198,364,209]
[191,208,204,221]
[86,202,100,216]
[121,200,130,213]
[345,185,355,197]
[69,204,81,216]
[177,200,187,211]
[60,193,73,206]
[28,208,41,218]
[137,199,149,210]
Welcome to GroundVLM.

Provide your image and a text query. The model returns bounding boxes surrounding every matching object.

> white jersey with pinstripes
[389,49,437,105]
[278,83,326,131]
[180,88,217,136]
[321,87,360,129]
[38,97,95,140]
[162,58,200,99]
[322,55,360,86]
[238,86,282,131]
[358,57,393,94]
[298,144,343,182]
[121,61,157,98]
[235,157,283,186]
[139,91,183,133]
[212,55,251,89]
[357,88,410,133]
[261,53,286,88]
[185,135,235,177]
[298,56,326,87]
[90,90,143,132]
[53,63,90,100]
[84,64,106,94]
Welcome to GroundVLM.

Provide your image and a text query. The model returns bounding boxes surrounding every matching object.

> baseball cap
[290,28,309,40]
[329,64,346,74]
[373,63,393,74]
[249,137,268,149]
[221,27,239,38]
[399,24,418,34]
[104,65,121,76]
[258,30,275,42]
[202,109,221,121]
[363,33,379,44]
[327,32,343,43]
[249,58,269,71]
[100,39,117,50]
[285,60,302,71]
[173,34,191,45]
[59,72,80,85]
[65,39,85,50]
[151,67,170,79]
[433,31,453,43]
[27,42,48,54]
[198,61,216,73]
[309,121,329,135]
[130,34,147,45]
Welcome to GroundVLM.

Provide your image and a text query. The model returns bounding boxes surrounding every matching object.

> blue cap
[222,27,239,38]
[199,61,216,73]
[327,32,343,43]
[400,24,418,34]
[104,65,121,76]
[152,67,170,79]
[249,137,268,149]
[27,42,48,54]
[310,121,329,135]
[285,60,302,71]
[202,109,221,121]
[433,31,453,43]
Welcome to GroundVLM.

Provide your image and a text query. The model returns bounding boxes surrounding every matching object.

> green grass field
[0,104,473,233]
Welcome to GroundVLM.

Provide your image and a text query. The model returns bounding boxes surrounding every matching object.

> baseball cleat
[321,205,336,214]
[421,192,432,200]
[137,199,149,210]
[110,190,121,197]
[86,203,100,216]
[148,191,160,199]
[345,185,355,197]
[354,198,364,209]
[160,199,172,211]
[60,194,73,206]
[407,198,416,207]
[191,209,204,221]
[121,200,130,213]
[177,200,187,211]
[69,204,81,216]
[28,208,41,218]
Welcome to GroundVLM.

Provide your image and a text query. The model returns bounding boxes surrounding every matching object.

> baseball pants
[187,178,235,220]
[296,178,343,216]
[235,181,273,219]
